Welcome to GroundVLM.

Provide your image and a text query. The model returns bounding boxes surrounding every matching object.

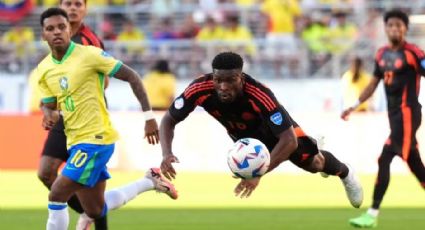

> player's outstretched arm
[267,127,298,172]
[41,102,59,130]
[159,111,180,180]
[113,64,159,144]
[341,77,380,120]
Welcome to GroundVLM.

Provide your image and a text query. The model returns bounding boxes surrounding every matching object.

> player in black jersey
[344,10,425,228]
[159,51,363,206]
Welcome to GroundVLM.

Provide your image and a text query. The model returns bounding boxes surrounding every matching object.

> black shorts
[387,108,421,158]
[40,115,69,162]
[289,136,319,168]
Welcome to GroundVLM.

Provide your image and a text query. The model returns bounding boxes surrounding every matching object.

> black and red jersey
[374,42,425,112]
[71,23,104,49]
[169,73,302,151]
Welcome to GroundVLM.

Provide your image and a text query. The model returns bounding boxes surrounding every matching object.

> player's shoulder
[183,73,214,98]
[77,24,104,48]
[36,54,54,74]
[375,45,389,59]
[243,74,278,112]
[403,42,425,58]
[243,73,274,96]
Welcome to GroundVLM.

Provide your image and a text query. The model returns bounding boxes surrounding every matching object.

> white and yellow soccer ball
[227,138,270,179]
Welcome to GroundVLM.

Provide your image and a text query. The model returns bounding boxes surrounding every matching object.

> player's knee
[37,169,56,188]
[48,190,67,203]
[85,207,104,219]
[305,153,324,173]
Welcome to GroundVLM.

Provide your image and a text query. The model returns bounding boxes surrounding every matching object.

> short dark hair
[154,59,170,73]
[40,7,69,27]
[212,52,243,70]
[384,9,409,28]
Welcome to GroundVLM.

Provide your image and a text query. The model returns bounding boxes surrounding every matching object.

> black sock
[372,148,396,209]
[321,150,349,179]
[94,215,108,230]
[67,195,84,214]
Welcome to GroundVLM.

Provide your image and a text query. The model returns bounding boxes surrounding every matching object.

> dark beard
[389,37,403,47]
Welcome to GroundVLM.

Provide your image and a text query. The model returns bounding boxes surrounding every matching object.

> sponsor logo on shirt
[174,97,184,109]
[270,112,283,125]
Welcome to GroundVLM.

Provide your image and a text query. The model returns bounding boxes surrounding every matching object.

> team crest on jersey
[101,51,112,58]
[59,77,69,91]
[270,112,283,125]
[174,97,184,109]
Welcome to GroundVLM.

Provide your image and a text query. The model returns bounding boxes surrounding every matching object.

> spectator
[327,11,358,55]
[116,19,145,62]
[152,17,178,40]
[196,16,225,41]
[341,57,371,111]
[40,0,59,7]
[222,14,256,57]
[177,15,200,39]
[301,12,331,74]
[260,0,301,52]
[142,60,176,111]
[100,19,118,41]
[1,23,35,72]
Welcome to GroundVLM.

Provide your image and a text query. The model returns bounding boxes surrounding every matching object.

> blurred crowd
[1,0,421,78]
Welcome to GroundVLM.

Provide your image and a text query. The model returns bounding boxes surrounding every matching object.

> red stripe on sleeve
[184,81,213,98]
[245,83,277,111]
[405,43,425,58]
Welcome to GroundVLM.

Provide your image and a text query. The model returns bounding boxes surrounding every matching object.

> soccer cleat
[341,165,363,208]
[349,213,378,228]
[145,168,178,200]
[76,213,93,230]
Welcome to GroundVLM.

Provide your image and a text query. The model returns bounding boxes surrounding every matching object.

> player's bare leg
[38,155,86,214]
[47,175,87,230]
[38,156,63,188]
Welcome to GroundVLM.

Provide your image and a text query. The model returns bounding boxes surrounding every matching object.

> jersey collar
[51,41,76,64]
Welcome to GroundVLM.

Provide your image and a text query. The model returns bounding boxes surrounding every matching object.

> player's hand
[42,110,59,130]
[161,154,179,180]
[234,177,261,198]
[144,119,159,145]
[341,107,355,121]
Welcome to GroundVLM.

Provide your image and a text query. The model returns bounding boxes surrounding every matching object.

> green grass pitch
[0,171,424,229]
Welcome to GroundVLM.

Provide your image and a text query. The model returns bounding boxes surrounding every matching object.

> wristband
[143,110,155,121]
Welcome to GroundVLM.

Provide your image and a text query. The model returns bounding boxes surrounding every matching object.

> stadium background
[0,0,424,229]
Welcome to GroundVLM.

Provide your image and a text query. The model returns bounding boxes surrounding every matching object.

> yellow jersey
[261,0,301,34]
[37,42,122,147]
[142,71,176,110]
[341,70,371,111]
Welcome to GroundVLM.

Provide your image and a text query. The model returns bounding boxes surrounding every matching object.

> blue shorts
[62,143,115,187]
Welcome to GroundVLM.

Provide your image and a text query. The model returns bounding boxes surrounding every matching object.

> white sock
[46,202,69,230]
[105,178,154,210]
[367,208,379,217]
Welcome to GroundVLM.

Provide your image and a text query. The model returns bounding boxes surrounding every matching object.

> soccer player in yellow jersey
[36,8,177,229]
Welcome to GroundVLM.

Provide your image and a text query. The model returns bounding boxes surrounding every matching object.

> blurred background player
[142,59,176,111]
[37,7,176,230]
[159,52,363,206]
[342,9,425,228]
[341,56,371,112]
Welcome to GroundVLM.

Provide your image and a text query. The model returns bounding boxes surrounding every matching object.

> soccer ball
[227,138,270,179]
